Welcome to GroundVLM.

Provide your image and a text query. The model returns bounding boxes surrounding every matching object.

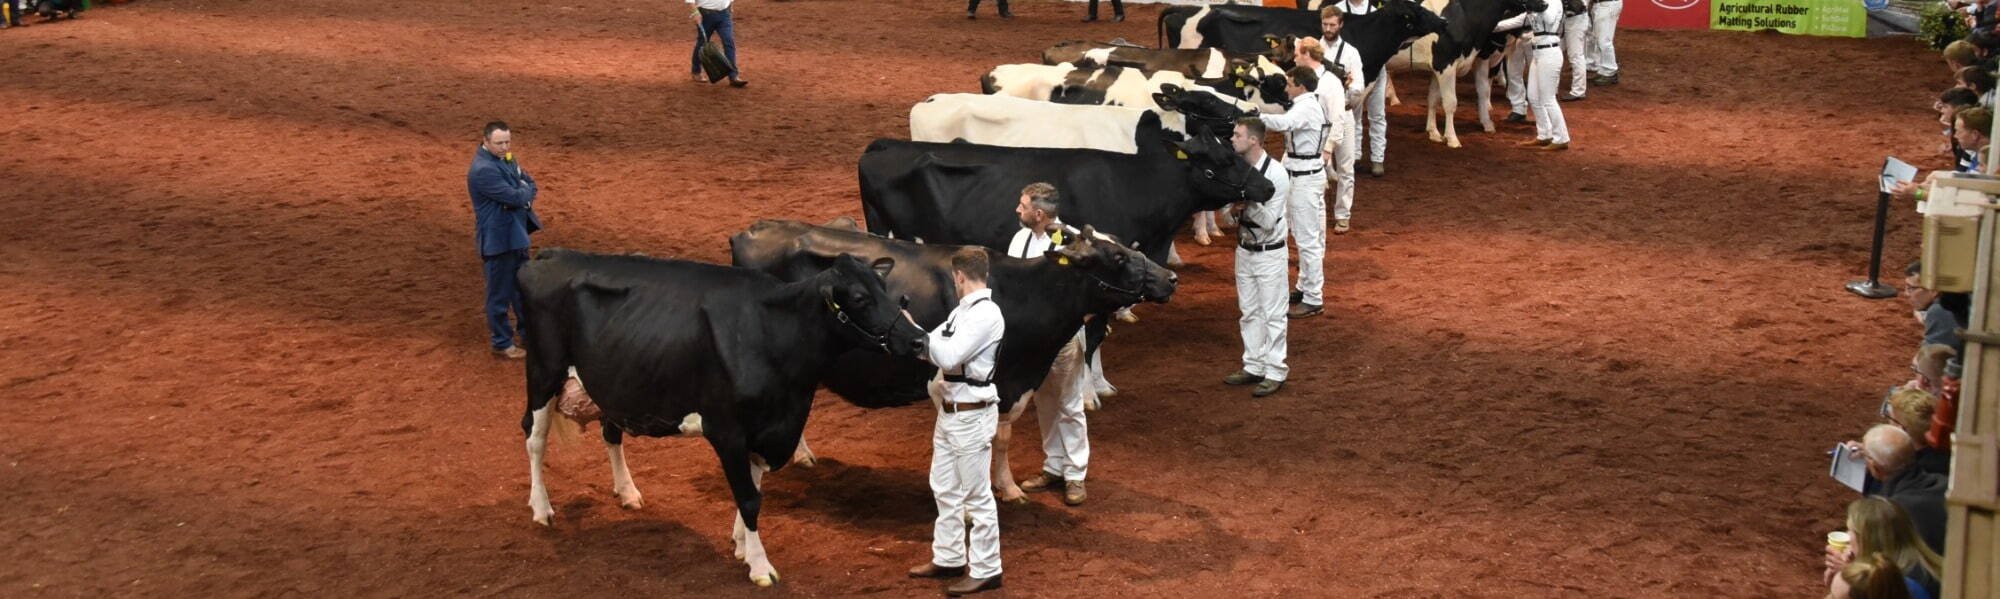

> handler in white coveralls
[1310,15,1364,235]
[1005,183,1092,507]
[1258,66,1330,320]
[1339,0,1389,177]
[1496,0,1571,150]
[1560,0,1591,101]
[904,247,1006,596]
[1222,118,1292,398]
[1588,0,1621,86]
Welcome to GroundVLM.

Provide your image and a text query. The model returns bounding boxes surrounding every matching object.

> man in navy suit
[468,121,542,359]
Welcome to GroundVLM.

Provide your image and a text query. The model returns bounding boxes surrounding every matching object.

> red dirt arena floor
[0,0,1957,596]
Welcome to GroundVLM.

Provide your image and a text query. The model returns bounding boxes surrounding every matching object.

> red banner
[1622,0,1713,29]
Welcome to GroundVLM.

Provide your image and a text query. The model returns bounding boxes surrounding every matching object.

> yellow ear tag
[1235,80,1246,88]
[1058,256,1070,266]
[1175,150,1188,160]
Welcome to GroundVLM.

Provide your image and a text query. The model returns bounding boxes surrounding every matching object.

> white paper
[1882,156,1918,194]
[1830,443,1867,493]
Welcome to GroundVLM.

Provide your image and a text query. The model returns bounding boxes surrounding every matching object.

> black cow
[857,133,1272,268]
[514,249,926,587]
[1160,2,1320,52]
[730,218,1178,499]
[1163,0,1449,88]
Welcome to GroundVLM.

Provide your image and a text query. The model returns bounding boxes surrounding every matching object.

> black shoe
[1287,303,1323,319]
[1504,112,1527,123]
[966,10,976,19]
[1590,73,1618,85]
[1083,13,1098,21]
[1113,13,1125,21]
[1252,379,1285,397]
[1289,290,1303,305]
[1223,370,1265,386]
[999,11,1014,19]
[1559,93,1584,102]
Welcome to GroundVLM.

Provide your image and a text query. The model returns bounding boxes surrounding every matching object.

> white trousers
[1525,47,1570,144]
[1562,14,1591,98]
[1590,0,1622,76]
[1288,170,1329,305]
[930,404,1002,578]
[1330,113,1358,221]
[1236,244,1289,380]
[1505,40,1530,115]
[1036,329,1091,481]
[1353,68,1388,164]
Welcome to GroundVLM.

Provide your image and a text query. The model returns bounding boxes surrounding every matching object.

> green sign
[1710,0,1867,37]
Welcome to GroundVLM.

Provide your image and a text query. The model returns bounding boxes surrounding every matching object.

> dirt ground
[0,0,1957,596]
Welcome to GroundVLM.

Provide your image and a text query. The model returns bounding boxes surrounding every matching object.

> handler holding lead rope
[906,248,1007,597]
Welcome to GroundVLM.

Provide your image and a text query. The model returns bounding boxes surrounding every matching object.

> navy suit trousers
[483,249,529,350]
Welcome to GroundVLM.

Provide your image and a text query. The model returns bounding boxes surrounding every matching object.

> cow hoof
[1114,311,1139,324]
[616,489,644,510]
[1001,495,1030,506]
[1083,396,1101,411]
[678,413,704,436]
[532,509,554,527]
[751,571,780,587]
[1426,131,1443,143]
[792,454,818,468]
[1481,124,1496,133]
[1446,139,1462,149]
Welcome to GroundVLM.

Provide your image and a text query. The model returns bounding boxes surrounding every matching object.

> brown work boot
[1222,370,1264,386]
[1018,471,1062,492]
[1252,379,1285,397]
[909,562,967,579]
[1287,303,1323,319]
[945,574,1003,596]
[1063,480,1087,506]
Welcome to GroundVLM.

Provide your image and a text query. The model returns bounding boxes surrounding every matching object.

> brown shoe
[1252,378,1285,397]
[945,574,1003,596]
[1018,471,1062,492]
[1333,219,1351,234]
[1222,370,1264,386]
[1287,303,1323,319]
[909,563,967,579]
[1541,142,1569,152]
[1516,138,1551,147]
[1063,480,1087,506]
[494,345,526,359]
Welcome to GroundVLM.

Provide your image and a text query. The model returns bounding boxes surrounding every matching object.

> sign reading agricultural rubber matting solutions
[1622,0,1870,37]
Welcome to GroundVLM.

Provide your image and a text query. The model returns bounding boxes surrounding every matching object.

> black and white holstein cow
[911,93,1173,156]
[1395,0,1546,148]
[980,63,1282,138]
[1160,1,1327,52]
[858,133,1272,269]
[1041,40,1292,90]
[515,249,927,587]
[730,218,1177,500]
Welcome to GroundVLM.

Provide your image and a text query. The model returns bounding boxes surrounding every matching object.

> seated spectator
[1892,107,1992,201]
[1885,388,1950,475]
[1944,41,1978,73]
[1860,424,1949,553]
[1958,66,1997,104]
[1829,553,1916,599]
[1904,261,1964,356]
[1825,497,1944,599]
[1936,88,1980,161]
[1967,29,2000,65]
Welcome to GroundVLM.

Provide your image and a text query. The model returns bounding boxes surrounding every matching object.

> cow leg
[604,424,643,510]
[1440,68,1462,149]
[1424,76,1444,144]
[790,437,818,468]
[715,441,778,586]
[1475,59,1497,133]
[525,404,557,526]
[1385,77,1401,107]
[991,395,1032,504]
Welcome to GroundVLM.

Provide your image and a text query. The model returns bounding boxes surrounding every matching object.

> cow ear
[1152,90,1181,113]
[870,257,896,280]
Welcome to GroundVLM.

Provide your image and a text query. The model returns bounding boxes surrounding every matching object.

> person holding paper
[1891,106,1992,202]
[1858,424,1948,553]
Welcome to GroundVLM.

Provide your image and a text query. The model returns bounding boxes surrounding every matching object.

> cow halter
[824,296,894,353]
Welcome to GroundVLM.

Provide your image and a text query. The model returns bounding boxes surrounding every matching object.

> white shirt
[1310,65,1351,153]
[1258,92,1328,170]
[1496,0,1564,45]
[1238,154,1291,246]
[687,0,733,11]
[1319,40,1368,108]
[925,288,1005,403]
[1006,219,1067,259]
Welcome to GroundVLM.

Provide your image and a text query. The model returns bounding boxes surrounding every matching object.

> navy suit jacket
[468,146,543,256]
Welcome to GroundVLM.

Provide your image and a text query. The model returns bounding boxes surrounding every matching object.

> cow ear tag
[1235,80,1246,88]
[1175,150,1189,160]
[1058,256,1070,266]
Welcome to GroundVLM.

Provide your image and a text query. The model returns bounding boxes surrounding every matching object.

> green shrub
[1923,3,1971,50]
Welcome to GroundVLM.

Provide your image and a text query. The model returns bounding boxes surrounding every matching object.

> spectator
[1884,387,1951,475]
[1967,29,2000,64]
[1904,260,1964,356]
[1937,88,1979,164]
[1829,553,1916,599]
[1954,65,1994,105]
[1892,106,1991,201]
[1860,424,1949,552]
[1944,40,1978,73]
[1824,497,1941,599]
[1082,0,1123,22]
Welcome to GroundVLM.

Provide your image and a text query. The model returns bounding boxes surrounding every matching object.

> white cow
[980,62,1279,136]
[911,93,1165,155]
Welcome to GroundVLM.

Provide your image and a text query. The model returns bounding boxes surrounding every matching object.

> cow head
[1153,83,1252,140]
[1259,35,1302,71]
[1378,0,1450,40]
[818,254,928,357]
[1048,226,1179,306]
[1219,58,1291,113]
[1168,132,1276,211]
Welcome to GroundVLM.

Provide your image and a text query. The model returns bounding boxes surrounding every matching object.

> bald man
[1861,424,1948,551]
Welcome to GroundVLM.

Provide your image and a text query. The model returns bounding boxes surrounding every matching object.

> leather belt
[1240,239,1287,252]
[697,7,729,16]
[1288,168,1323,177]
[940,401,993,414]
[1287,152,1321,160]
[1534,31,1560,37]
[1534,43,1560,50]
[943,373,992,387]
